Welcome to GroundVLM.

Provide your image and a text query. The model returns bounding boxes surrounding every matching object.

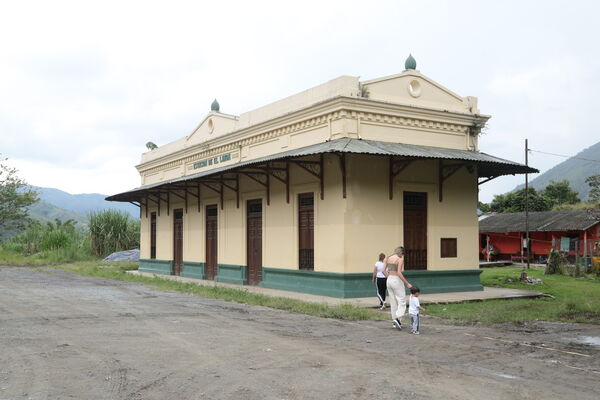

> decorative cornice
[138,96,487,175]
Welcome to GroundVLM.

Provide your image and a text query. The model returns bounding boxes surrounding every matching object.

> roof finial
[405,54,416,70]
[211,99,220,112]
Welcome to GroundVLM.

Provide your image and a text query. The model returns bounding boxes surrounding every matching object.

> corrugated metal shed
[107,138,537,202]
[479,210,599,233]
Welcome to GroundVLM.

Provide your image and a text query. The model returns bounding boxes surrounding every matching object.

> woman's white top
[375,261,386,278]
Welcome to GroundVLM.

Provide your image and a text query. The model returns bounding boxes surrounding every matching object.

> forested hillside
[517,141,600,199]
[32,186,138,218]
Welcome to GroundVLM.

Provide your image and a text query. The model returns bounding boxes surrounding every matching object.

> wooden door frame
[246,198,263,285]
[403,191,428,270]
[150,212,157,259]
[205,204,218,280]
[173,208,184,276]
[298,192,315,270]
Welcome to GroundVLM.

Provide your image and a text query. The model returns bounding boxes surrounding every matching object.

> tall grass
[2,219,93,263]
[88,210,139,257]
[0,210,140,264]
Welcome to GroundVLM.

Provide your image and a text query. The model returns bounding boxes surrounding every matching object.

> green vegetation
[89,210,139,257]
[45,263,600,324]
[542,180,580,208]
[552,201,599,211]
[0,210,139,264]
[522,141,600,200]
[545,250,565,275]
[481,180,596,213]
[486,187,551,213]
[586,174,600,204]
[52,262,387,321]
[0,156,39,236]
[28,199,88,226]
[427,267,600,324]
[1,219,93,264]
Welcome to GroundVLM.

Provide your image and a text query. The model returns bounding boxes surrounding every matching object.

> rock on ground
[102,249,140,262]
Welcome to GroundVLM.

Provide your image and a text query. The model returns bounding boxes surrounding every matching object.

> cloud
[1,0,599,202]
[478,56,600,202]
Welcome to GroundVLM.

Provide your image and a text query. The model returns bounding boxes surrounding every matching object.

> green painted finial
[405,54,416,70]
[211,99,220,112]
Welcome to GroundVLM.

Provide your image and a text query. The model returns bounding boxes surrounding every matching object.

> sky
[1,0,599,202]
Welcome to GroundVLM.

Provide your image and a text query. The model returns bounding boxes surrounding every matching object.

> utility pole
[525,139,530,270]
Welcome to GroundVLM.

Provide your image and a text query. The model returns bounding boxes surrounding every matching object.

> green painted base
[215,264,247,285]
[140,259,483,298]
[139,259,173,275]
[182,262,205,279]
[260,268,373,298]
[403,270,483,294]
[260,268,483,298]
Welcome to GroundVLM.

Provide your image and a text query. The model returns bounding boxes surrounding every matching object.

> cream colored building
[108,55,535,297]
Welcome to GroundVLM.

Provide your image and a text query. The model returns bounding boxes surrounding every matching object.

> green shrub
[88,210,140,257]
[4,219,82,254]
[545,250,565,275]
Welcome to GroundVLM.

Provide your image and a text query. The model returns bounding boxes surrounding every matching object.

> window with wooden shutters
[150,212,157,259]
[298,193,314,270]
[441,238,457,258]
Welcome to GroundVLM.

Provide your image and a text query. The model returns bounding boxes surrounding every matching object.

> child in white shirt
[409,286,426,334]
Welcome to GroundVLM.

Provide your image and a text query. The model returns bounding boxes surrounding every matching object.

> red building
[479,210,600,263]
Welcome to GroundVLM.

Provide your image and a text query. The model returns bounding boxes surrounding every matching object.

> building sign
[193,153,232,169]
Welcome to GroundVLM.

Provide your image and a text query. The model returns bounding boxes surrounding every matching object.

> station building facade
[108,56,535,297]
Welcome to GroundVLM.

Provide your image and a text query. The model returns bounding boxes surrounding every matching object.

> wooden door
[247,199,263,285]
[205,205,218,280]
[298,193,314,270]
[173,209,183,275]
[150,212,157,259]
[403,192,427,270]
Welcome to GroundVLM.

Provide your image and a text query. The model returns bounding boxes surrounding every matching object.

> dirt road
[1,266,599,399]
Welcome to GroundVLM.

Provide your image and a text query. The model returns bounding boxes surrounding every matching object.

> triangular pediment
[186,111,239,145]
[362,71,478,114]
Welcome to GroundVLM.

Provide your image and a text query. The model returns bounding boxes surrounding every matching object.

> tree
[489,188,551,213]
[478,201,491,213]
[586,174,600,204]
[541,180,580,208]
[0,157,39,232]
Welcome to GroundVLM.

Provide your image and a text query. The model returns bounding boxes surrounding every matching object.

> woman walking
[385,246,413,329]
[372,253,387,309]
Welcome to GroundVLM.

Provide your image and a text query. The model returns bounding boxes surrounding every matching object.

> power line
[528,149,600,164]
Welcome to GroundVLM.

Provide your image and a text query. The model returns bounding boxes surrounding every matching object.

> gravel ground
[1,266,599,400]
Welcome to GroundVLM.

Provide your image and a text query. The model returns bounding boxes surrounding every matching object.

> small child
[408,286,425,334]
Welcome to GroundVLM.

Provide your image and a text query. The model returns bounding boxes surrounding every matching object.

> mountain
[31,187,139,218]
[516,141,600,200]
[28,200,88,226]
[2,187,137,241]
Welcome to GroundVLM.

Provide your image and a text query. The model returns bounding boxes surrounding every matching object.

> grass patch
[32,263,600,325]
[0,247,96,265]
[427,266,600,324]
[51,262,388,322]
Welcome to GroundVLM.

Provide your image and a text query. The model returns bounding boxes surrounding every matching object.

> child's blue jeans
[409,313,419,333]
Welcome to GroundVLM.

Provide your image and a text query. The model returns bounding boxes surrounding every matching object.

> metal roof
[479,210,600,233]
[107,138,537,202]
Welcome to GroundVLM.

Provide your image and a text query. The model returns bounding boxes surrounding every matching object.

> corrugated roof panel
[479,210,599,233]
[107,138,537,202]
